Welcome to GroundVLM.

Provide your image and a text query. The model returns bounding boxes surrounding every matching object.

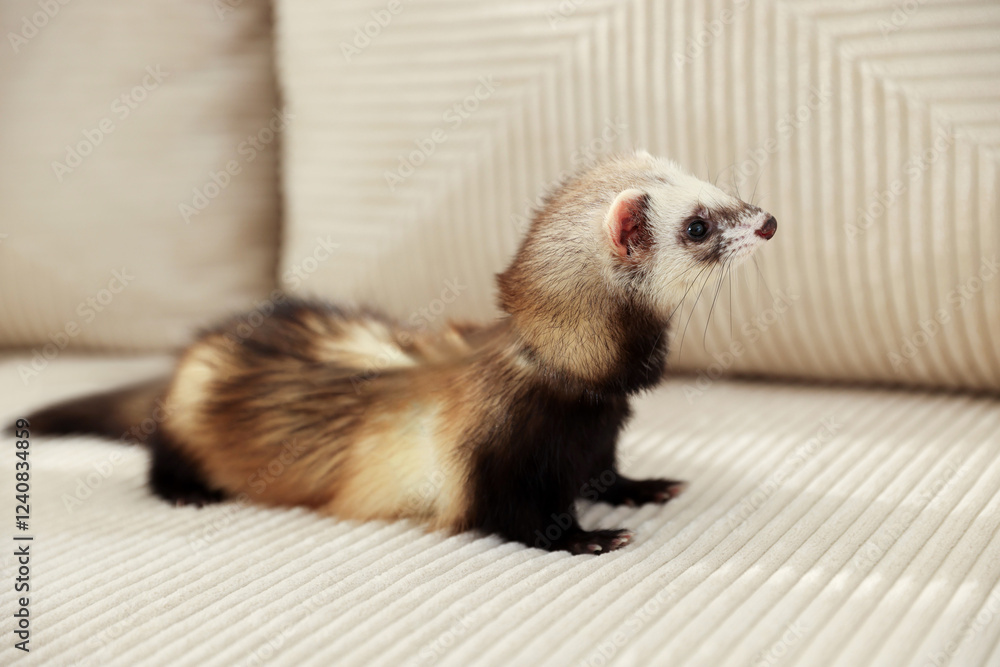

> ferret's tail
[10,379,169,442]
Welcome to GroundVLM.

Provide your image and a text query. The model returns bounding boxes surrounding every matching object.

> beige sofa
[2,1,999,665]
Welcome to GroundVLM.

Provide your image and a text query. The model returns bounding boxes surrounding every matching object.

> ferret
[19,151,776,554]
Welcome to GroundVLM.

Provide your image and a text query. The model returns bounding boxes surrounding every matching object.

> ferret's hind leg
[148,433,226,507]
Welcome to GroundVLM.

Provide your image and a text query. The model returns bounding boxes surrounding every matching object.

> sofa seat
[2,355,998,666]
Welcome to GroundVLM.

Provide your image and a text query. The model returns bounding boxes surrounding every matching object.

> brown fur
[20,151,777,554]
[154,304,499,527]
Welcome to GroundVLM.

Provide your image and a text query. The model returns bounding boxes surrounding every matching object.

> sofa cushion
[0,0,280,354]
[275,0,1000,392]
[2,354,998,665]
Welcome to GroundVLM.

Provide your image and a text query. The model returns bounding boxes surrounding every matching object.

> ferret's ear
[604,188,652,259]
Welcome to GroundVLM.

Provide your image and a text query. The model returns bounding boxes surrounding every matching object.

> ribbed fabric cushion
[2,355,999,666]
[0,0,280,352]
[276,0,1000,392]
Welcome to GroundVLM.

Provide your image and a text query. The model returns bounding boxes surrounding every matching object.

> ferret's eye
[687,220,710,240]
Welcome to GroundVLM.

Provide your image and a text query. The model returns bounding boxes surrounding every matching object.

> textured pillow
[276,0,1000,392]
[0,0,280,357]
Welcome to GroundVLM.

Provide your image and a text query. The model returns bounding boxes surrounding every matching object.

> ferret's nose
[756,216,777,240]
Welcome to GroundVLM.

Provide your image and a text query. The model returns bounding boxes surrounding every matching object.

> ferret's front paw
[604,477,687,507]
[563,529,634,555]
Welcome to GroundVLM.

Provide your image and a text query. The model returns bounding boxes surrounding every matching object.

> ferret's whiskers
[752,255,775,304]
[665,263,713,332]
[716,162,730,188]
[702,260,728,349]
[750,171,763,207]
[704,256,735,349]
[660,263,703,293]
[731,169,743,201]
[677,264,717,358]
[728,262,734,341]
[646,264,713,367]
[743,260,758,312]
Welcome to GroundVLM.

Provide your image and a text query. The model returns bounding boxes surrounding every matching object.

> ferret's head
[499,151,776,323]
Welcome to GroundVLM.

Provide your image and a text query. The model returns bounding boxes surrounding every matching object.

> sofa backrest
[3,0,997,394]
[275,0,1000,392]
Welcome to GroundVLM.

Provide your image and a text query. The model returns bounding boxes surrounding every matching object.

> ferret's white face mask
[602,159,776,318]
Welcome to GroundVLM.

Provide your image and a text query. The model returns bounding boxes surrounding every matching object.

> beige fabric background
[276,0,1000,393]
[0,0,281,353]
